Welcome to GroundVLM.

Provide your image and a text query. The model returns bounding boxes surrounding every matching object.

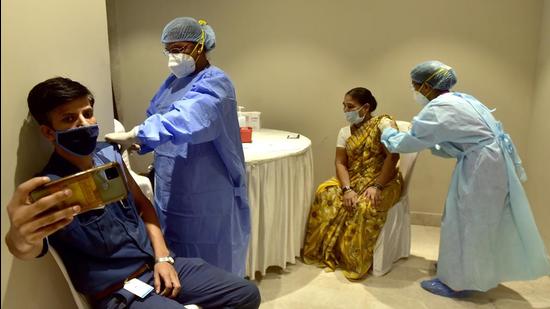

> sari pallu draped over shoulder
[303,115,402,280]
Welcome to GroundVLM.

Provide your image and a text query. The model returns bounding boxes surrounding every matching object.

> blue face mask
[55,124,99,157]
[344,106,366,125]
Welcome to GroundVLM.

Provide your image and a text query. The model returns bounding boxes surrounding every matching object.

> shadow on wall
[3,255,76,309]
[13,116,53,187]
[2,118,74,308]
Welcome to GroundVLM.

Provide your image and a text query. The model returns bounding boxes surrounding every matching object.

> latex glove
[104,126,140,151]
[378,118,397,132]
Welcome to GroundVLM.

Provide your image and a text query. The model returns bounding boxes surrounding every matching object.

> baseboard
[411,211,442,227]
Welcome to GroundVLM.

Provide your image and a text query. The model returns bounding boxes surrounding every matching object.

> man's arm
[122,163,170,260]
[121,163,181,298]
[5,177,80,260]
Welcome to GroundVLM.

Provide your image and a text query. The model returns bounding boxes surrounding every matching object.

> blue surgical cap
[410,60,457,90]
[161,17,216,51]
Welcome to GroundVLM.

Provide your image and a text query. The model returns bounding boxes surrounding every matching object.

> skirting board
[410,211,442,227]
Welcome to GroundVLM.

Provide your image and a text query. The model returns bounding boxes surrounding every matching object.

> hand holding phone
[5,177,80,259]
[30,162,128,214]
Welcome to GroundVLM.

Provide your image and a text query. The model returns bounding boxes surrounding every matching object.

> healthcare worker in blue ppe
[378,60,550,298]
[105,17,250,277]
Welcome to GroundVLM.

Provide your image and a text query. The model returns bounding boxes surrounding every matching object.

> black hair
[345,87,377,112]
[27,77,94,125]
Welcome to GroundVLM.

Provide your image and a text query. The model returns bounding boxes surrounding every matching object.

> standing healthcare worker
[105,17,250,277]
[378,60,550,298]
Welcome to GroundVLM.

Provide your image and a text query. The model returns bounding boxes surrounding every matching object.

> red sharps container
[240,127,252,143]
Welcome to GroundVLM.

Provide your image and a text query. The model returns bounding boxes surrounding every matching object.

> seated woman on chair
[302,87,403,281]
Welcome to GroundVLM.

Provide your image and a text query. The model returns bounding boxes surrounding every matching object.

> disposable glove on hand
[104,126,140,151]
[378,117,396,132]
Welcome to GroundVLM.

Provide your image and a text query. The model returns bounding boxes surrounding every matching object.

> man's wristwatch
[342,185,353,193]
[155,256,175,265]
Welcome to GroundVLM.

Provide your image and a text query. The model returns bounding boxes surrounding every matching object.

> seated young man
[4,77,261,309]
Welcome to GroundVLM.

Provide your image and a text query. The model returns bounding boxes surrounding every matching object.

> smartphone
[30,162,128,214]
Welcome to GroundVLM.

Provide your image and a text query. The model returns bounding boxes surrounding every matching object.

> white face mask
[413,90,430,106]
[168,53,196,78]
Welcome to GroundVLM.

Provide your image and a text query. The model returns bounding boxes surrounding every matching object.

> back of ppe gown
[380,92,550,291]
[136,66,250,277]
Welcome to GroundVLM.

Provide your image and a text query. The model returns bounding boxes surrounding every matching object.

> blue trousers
[97,258,260,309]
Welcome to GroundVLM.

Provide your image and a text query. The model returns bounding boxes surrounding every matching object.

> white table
[242,129,314,279]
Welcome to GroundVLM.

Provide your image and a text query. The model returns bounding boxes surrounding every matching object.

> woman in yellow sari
[303,87,403,280]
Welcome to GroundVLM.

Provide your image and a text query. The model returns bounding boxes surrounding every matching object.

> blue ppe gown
[136,66,250,277]
[381,92,550,291]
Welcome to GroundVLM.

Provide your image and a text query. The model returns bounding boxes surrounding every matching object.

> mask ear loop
[355,104,368,118]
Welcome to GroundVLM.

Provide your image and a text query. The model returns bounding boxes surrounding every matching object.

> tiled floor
[254,225,550,308]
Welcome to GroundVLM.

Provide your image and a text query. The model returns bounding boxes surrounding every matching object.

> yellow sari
[303,115,403,280]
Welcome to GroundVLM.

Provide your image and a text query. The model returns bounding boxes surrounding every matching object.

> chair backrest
[49,247,91,309]
[113,119,155,202]
[395,121,418,196]
[113,119,132,169]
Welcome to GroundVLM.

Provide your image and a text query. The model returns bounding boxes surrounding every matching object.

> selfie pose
[5,77,260,309]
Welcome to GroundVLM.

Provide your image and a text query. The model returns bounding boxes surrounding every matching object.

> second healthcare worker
[106,17,250,277]
[378,60,550,298]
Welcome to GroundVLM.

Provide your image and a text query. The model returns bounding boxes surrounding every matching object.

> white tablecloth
[242,129,314,279]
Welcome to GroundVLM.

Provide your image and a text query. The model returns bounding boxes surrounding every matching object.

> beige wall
[1,0,113,307]
[526,1,550,249]
[107,0,543,224]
